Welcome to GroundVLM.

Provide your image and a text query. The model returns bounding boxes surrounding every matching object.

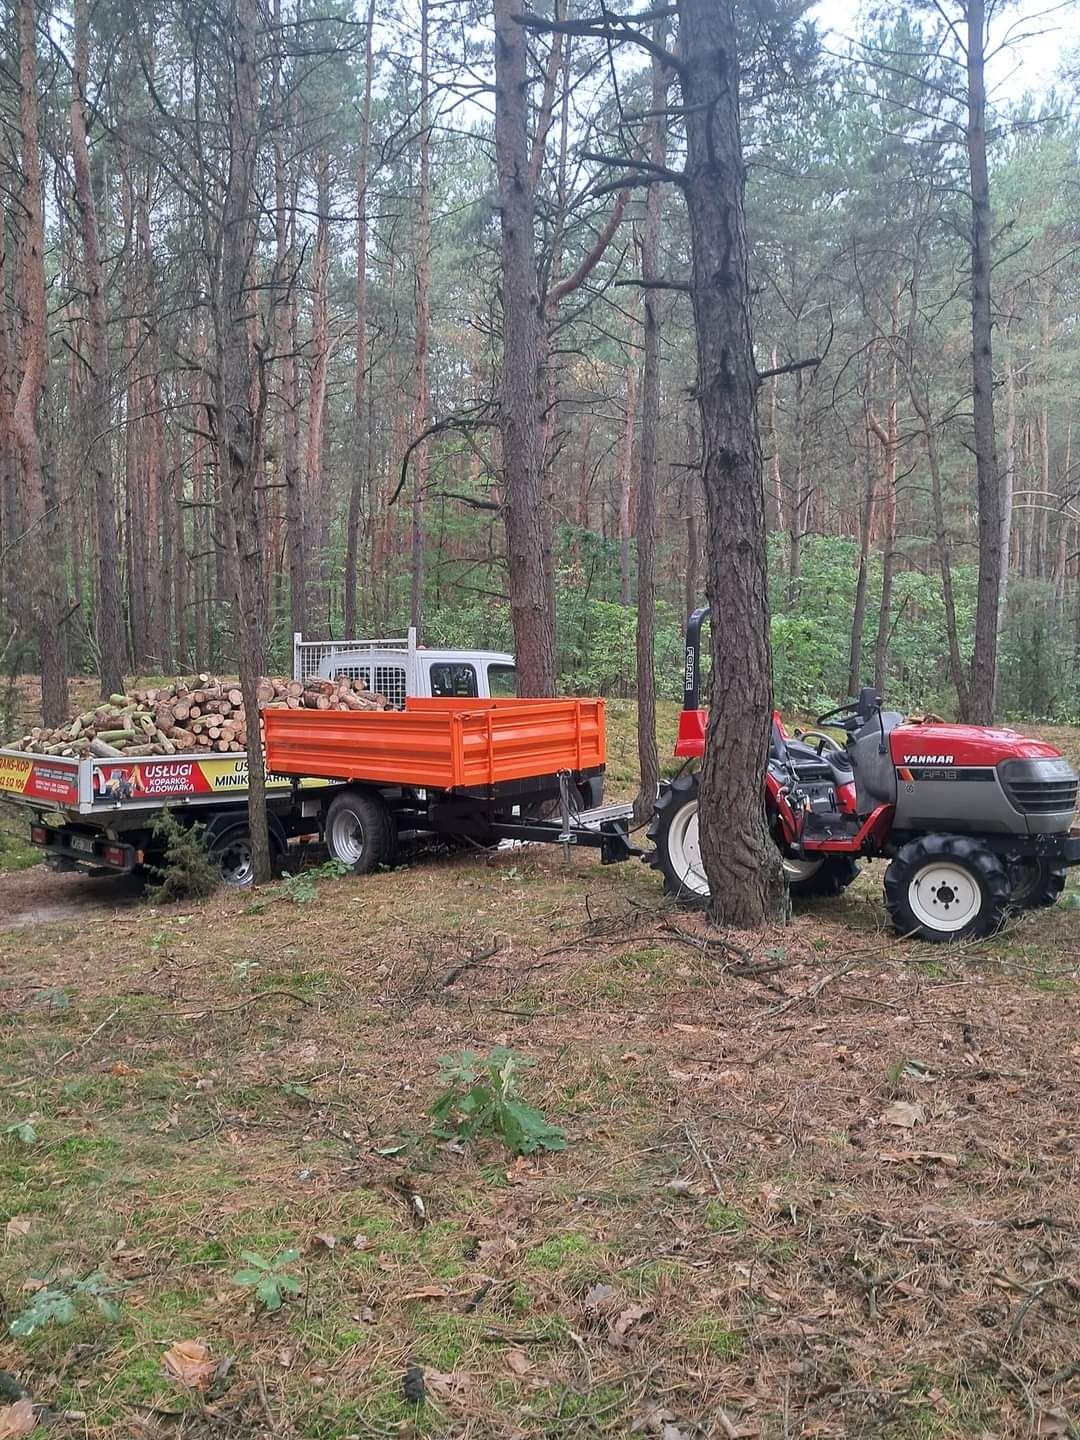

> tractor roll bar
[684,606,710,711]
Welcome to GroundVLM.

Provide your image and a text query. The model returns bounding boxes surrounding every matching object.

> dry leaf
[162,1340,217,1391]
[505,1349,531,1377]
[401,1285,449,1301]
[423,1368,471,1411]
[1036,1408,1069,1437]
[880,1100,925,1129]
[610,1302,652,1346]
[0,1400,36,1440]
[276,1346,296,1369]
[109,1060,138,1077]
[352,1233,373,1251]
[311,1232,338,1252]
[5,1217,32,1241]
[632,1401,679,1434]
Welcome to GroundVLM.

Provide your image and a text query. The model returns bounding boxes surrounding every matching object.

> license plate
[70,835,96,855]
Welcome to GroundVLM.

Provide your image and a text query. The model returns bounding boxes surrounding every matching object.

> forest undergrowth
[1,707,1078,1439]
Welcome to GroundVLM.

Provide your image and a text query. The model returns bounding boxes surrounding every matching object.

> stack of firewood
[12,674,388,759]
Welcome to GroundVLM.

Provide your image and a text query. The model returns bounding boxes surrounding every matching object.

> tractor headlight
[999,757,1078,815]
[999,758,1076,783]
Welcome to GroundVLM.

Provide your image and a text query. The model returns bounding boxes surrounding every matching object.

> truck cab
[293,629,516,709]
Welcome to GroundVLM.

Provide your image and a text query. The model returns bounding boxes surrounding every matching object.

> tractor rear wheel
[649,773,859,905]
[1007,857,1067,911]
[884,834,1009,942]
[648,774,708,904]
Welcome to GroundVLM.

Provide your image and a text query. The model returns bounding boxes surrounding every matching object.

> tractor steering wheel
[798,728,847,755]
[814,699,866,731]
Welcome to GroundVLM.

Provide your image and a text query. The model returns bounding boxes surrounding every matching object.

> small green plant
[9,1271,122,1337]
[146,809,221,904]
[248,860,348,912]
[431,1048,567,1156]
[231,1247,302,1311]
[3,1118,37,1145]
[279,859,349,904]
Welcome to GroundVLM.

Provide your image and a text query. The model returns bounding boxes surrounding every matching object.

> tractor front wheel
[884,834,1009,942]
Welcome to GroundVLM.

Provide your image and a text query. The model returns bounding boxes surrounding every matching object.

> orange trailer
[263,697,633,875]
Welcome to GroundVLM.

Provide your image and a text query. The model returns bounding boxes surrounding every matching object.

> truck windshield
[488,663,517,698]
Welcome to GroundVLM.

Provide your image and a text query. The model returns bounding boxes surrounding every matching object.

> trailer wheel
[325,790,394,875]
[1008,857,1067,910]
[884,834,1009,942]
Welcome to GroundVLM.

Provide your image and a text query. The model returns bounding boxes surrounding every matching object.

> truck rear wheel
[325,790,394,875]
[649,773,859,905]
[1008,857,1067,910]
[884,834,1010,942]
[207,823,284,888]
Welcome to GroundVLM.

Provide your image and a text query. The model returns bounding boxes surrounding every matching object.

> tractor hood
[888,723,1065,767]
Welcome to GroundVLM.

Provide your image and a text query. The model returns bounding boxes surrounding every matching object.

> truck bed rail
[263,697,605,790]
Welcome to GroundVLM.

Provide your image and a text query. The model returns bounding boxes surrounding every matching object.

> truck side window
[487,663,517,698]
[430,662,478,698]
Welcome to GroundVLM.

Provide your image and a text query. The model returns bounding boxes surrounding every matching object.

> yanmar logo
[904,753,955,765]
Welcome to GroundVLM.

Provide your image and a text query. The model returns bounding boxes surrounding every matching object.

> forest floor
[1,701,1079,1439]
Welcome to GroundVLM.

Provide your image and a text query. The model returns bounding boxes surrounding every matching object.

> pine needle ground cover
[0,708,1078,1439]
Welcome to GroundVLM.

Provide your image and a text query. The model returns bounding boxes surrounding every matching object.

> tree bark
[215,0,271,882]
[494,0,556,695]
[846,400,877,699]
[71,1,123,691]
[14,0,68,725]
[679,0,786,927]
[965,0,1004,723]
[304,148,331,627]
[633,31,667,825]
[411,0,432,637]
[617,347,637,606]
[344,0,376,639]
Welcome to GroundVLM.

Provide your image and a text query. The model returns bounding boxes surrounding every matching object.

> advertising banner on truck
[0,754,81,806]
[92,756,325,805]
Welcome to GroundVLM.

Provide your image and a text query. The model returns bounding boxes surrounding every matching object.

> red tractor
[649,607,1080,941]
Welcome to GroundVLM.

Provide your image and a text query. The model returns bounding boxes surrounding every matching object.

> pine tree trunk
[494,0,556,695]
[965,0,1004,722]
[0,142,21,615]
[617,349,637,606]
[304,149,331,628]
[633,32,667,825]
[679,0,786,927]
[215,0,271,883]
[411,0,432,637]
[70,0,124,696]
[846,404,877,698]
[14,0,68,726]
[344,0,376,639]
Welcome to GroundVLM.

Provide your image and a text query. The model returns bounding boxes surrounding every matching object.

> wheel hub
[908,860,980,933]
